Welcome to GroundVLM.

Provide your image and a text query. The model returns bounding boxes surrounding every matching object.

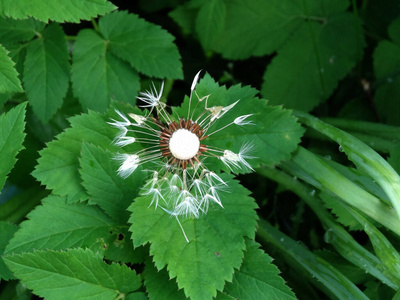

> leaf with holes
[129,174,258,300]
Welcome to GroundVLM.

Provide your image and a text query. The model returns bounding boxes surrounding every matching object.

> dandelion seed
[109,71,256,241]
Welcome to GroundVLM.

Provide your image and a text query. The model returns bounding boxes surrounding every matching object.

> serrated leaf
[1,0,116,23]
[262,13,364,111]
[144,259,186,300]
[373,17,400,125]
[0,221,18,281]
[80,142,145,222]
[195,0,226,49]
[0,17,44,46]
[4,248,142,300]
[71,29,140,112]
[32,110,116,203]
[181,73,304,169]
[129,174,258,300]
[23,23,69,122]
[99,11,183,79]
[4,195,114,255]
[0,102,27,191]
[0,44,23,93]
[224,239,296,300]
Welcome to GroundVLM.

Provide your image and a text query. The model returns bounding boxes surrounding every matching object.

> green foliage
[0,102,26,191]
[0,0,116,23]
[32,110,115,203]
[4,248,143,300]
[0,221,18,281]
[224,239,296,299]
[1,2,400,299]
[129,174,258,300]
[373,16,400,125]
[0,44,23,93]
[23,23,69,122]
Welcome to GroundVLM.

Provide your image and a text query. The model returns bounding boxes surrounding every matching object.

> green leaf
[185,74,305,169]
[79,142,145,222]
[195,0,226,49]
[99,11,183,79]
[4,195,114,255]
[262,13,364,111]
[0,44,23,93]
[1,0,116,23]
[129,174,258,300]
[0,102,27,191]
[205,0,303,59]
[224,239,296,299]
[32,110,116,203]
[144,259,186,300]
[23,23,69,122]
[169,0,199,35]
[4,248,142,300]
[373,17,400,125]
[0,17,44,46]
[71,29,140,112]
[0,221,18,281]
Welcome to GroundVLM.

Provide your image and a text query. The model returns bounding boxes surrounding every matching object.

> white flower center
[169,129,200,160]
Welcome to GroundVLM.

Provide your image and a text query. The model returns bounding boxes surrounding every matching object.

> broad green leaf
[23,23,69,122]
[262,13,364,111]
[1,0,116,23]
[0,102,27,191]
[205,0,303,59]
[99,11,183,79]
[258,220,369,300]
[183,74,305,169]
[169,0,200,35]
[0,221,18,281]
[129,174,258,300]
[0,44,23,93]
[79,142,145,222]
[195,0,226,49]
[224,239,296,300]
[144,259,186,300]
[71,29,140,112]
[4,248,142,300]
[32,110,116,203]
[4,195,114,255]
[373,17,400,125]
[389,144,400,174]
[0,17,44,46]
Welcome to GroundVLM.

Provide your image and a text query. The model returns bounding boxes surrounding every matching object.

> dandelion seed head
[169,129,200,160]
[109,71,256,227]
